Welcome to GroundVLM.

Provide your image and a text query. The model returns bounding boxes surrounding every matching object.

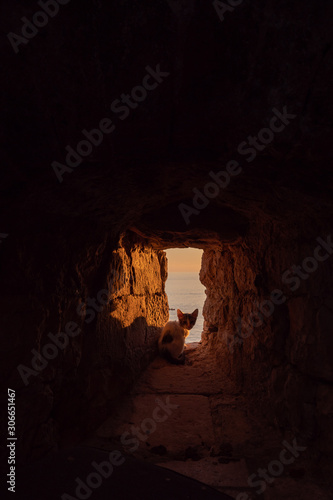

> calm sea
[165,272,206,343]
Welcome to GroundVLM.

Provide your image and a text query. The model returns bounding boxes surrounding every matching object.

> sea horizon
[165,271,206,342]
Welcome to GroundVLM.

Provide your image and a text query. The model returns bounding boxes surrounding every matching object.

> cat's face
[177,309,198,330]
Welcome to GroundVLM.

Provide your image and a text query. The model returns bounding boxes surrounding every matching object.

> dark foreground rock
[16,446,233,500]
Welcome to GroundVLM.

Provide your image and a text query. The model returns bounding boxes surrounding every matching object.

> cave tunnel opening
[7,211,333,499]
[165,247,206,344]
[90,224,331,497]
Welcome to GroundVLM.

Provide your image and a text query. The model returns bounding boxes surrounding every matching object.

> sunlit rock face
[2,231,168,462]
[79,235,169,431]
[200,221,333,455]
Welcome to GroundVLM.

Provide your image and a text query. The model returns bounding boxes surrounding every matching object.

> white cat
[158,309,198,364]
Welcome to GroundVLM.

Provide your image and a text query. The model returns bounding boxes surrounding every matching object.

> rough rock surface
[89,344,332,499]
[200,222,333,457]
[2,234,168,463]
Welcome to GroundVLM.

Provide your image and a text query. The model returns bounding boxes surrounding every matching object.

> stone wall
[2,229,168,462]
[200,221,333,455]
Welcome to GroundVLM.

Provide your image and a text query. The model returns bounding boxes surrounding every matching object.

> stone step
[90,345,332,500]
[132,343,237,395]
[96,393,215,458]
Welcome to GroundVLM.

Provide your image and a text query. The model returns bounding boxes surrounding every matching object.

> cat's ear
[177,309,184,319]
[192,309,199,319]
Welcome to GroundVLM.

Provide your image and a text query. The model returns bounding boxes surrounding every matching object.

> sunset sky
[166,248,203,273]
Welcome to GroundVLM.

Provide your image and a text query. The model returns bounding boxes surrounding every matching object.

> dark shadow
[16,446,234,500]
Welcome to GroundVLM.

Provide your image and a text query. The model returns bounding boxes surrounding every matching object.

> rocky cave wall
[1,0,333,467]
[2,230,168,462]
[200,220,333,456]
